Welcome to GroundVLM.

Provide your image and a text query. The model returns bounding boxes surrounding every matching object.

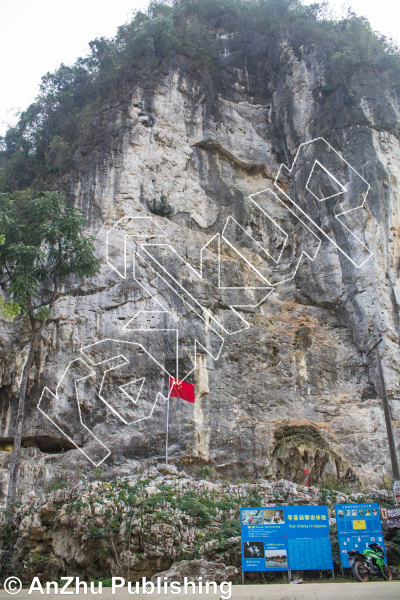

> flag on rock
[169,377,195,403]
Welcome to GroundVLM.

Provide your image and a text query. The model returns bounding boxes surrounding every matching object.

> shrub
[93,465,106,479]
[196,466,212,479]
[178,491,216,525]
[146,195,174,217]
[47,480,66,492]
[88,526,104,539]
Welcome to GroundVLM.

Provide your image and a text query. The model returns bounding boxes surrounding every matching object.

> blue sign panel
[335,503,387,568]
[241,507,288,571]
[240,506,333,572]
[286,506,333,571]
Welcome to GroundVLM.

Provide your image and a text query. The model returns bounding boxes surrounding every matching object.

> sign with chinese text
[285,505,333,571]
[240,505,333,572]
[335,502,387,568]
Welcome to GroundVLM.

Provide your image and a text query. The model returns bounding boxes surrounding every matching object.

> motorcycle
[348,542,392,582]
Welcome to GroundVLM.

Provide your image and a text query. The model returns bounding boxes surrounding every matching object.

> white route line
[37,359,111,467]
[80,337,175,424]
[106,216,167,279]
[40,137,374,465]
[248,189,321,286]
[138,242,272,336]
[222,215,286,266]
[274,137,373,268]
[120,377,145,404]
[306,160,346,202]
[122,321,224,383]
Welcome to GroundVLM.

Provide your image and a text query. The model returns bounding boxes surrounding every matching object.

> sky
[0,0,400,137]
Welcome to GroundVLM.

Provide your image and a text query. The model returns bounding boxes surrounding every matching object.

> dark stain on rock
[293,325,313,352]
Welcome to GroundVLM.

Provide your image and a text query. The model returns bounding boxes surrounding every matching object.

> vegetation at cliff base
[1,0,400,194]
[2,468,399,581]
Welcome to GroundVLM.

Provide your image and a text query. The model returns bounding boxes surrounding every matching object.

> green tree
[0,190,101,518]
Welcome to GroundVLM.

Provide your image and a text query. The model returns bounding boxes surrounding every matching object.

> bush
[146,195,174,217]
[178,491,216,525]
[385,529,400,567]
[196,466,212,479]
[47,480,66,492]
[88,526,103,539]
[93,465,106,479]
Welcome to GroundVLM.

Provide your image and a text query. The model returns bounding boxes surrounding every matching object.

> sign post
[365,335,400,480]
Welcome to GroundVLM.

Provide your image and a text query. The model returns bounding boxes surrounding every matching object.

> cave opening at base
[0,435,75,454]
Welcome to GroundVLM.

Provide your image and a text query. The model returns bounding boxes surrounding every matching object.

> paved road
[1,582,399,600]
[231,582,400,599]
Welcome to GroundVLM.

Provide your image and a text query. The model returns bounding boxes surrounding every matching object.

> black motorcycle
[348,542,392,582]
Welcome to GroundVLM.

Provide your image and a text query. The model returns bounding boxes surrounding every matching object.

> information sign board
[286,506,333,570]
[240,505,333,572]
[240,507,288,571]
[335,502,387,568]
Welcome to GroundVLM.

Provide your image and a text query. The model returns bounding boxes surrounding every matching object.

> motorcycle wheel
[382,564,392,581]
[353,560,370,582]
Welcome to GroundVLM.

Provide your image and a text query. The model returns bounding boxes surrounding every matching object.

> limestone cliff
[1,7,400,501]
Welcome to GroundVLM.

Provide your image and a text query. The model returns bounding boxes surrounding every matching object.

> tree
[0,190,101,519]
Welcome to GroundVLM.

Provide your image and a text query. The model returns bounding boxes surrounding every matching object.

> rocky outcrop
[1,27,400,496]
[151,560,238,584]
[2,465,394,580]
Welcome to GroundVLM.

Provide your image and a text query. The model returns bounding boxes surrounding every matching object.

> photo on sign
[242,509,263,525]
[243,541,264,558]
[372,508,378,516]
[352,509,357,516]
[338,509,344,517]
[366,509,371,516]
[359,509,364,516]
[263,508,285,524]
[265,549,287,568]
[345,509,351,517]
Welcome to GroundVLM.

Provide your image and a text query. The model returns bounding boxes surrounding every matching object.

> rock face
[1,31,400,497]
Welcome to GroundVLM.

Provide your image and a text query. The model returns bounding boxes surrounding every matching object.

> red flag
[169,377,195,403]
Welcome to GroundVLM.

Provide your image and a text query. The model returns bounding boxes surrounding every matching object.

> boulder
[151,559,238,584]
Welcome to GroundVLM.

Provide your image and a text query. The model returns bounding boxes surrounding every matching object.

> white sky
[0,0,400,137]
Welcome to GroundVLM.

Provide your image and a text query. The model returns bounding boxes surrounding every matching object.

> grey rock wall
[1,36,400,498]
